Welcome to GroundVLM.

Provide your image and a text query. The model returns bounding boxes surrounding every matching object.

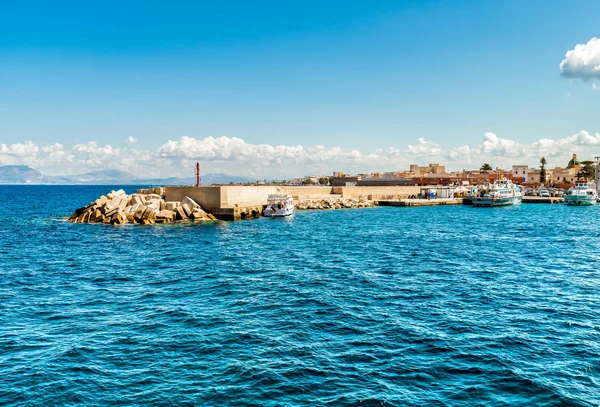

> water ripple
[0,186,599,406]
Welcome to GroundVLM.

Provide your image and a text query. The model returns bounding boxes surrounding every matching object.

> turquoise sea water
[1,185,599,406]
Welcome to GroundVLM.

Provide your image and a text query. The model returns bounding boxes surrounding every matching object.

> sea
[1,185,599,406]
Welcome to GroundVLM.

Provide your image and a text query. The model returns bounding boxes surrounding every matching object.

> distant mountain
[0,165,44,184]
[64,169,138,183]
[43,169,138,184]
[0,166,255,185]
[202,173,256,185]
[114,172,255,186]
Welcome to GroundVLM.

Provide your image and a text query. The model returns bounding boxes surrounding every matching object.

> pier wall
[164,186,222,209]
[282,186,333,197]
[164,185,422,219]
[220,186,282,207]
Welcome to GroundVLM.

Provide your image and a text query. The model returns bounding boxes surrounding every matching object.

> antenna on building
[195,162,201,187]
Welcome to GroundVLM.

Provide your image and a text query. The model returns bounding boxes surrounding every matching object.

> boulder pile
[69,188,217,225]
[295,195,373,210]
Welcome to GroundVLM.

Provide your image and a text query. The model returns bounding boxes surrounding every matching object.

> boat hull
[565,196,597,206]
[471,196,522,207]
[263,207,294,217]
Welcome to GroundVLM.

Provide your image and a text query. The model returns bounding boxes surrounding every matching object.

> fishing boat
[564,180,598,206]
[263,194,295,217]
[470,179,523,207]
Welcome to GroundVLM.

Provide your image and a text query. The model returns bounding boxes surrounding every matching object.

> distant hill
[0,166,254,185]
[0,165,44,184]
[43,169,138,184]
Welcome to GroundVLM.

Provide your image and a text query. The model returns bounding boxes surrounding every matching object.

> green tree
[539,157,547,185]
[577,160,595,180]
[480,163,493,171]
[318,177,331,185]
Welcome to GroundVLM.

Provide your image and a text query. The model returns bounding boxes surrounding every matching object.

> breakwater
[295,195,373,210]
[69,185,416,222]
[69,188,217,224]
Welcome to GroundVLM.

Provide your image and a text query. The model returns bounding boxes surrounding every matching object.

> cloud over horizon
[1,132,599,178]
[560,37,600,80]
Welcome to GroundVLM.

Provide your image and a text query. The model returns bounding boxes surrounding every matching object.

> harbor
[69,182,592,224]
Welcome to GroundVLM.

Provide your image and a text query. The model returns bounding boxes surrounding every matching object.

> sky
[1,0,600,178]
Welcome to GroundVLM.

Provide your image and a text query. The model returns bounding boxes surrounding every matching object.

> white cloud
[1,132,600,178]
[127,136,138,144]
[407,138,443,157]
[560,37,600,80]
[0,141,39,157]
[478,132,525,157]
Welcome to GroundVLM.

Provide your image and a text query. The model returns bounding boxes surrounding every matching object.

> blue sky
[1,1,599,177]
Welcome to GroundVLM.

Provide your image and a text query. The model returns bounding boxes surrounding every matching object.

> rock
[175,206,187,220]
[129,195,145,205]
[294,197,373,211]
[90,209,103,222]
[104,205,120,218]
[156,209,175,222]
[73,205,88,217]
[190,212,208,221]
[165,201,179,211]
[181,203,192,217]
[133,205,147,223]
[147,200,161,211]
[142,207,156,221]
[110,209,127,225]
[182,196,201,210]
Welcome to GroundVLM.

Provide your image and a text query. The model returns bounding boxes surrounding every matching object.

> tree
[480,163,493,172]
[539,157,547,185]
[577,160,595,181]
[318,177,331,185]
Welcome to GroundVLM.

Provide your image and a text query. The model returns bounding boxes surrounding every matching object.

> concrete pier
[522,196,564,204]
[163,185,422,220]
[378,198,464,207]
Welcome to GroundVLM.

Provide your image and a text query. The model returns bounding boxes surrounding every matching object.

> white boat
[263,194,295,217]
[470,179,523,207]
[565,180,598,206]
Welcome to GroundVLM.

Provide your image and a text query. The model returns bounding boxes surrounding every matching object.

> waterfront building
[409,163,446,176]
[551,154,584,185]
[512,165,528,184]
[551,167,580,184]
[525,169,553,185]
[567,153,580,169]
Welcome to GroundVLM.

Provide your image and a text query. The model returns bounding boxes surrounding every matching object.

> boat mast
[595,156,600,193]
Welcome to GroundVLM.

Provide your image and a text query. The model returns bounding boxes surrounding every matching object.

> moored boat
[470,179,523,207]
[263,194,295,217]
[565,180,598,206]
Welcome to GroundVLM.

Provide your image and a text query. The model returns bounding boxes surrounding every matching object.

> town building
[409,163,446,176]
[526,169,553,185]
[512,165,528,184]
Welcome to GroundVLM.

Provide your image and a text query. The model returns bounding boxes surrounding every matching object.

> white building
[512,165,528,184]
